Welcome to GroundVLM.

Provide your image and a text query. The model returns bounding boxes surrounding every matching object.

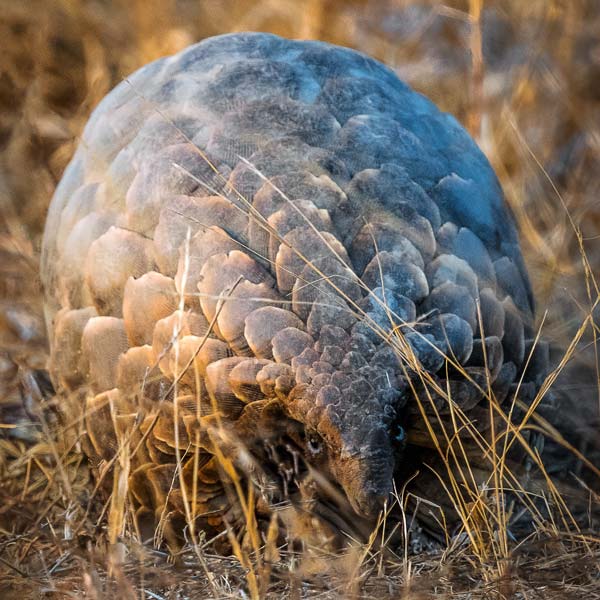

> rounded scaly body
[41,33,544,544]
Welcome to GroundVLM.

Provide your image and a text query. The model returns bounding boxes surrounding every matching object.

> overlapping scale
[467,336,505,381]
[228,358,272,403]
[116,345,159,397]
[55,183,100,255]
[501,297,526,366]
[346,164,442,230]
[275,226,350,295]
[81,316,129,394]
[85,389,120,461]
[126,144,229,235]
[425,313,474,365]
[198,250,274,326]
[422,282,477,330]
[267,200,333,261]
[50,307,98,390]
[425,254,478,298]
[58,211,118,308]
[292,256,361,321]
[208,98,340,165]
[349,222,424,275]
[122,272,178,346]
[244,306,304,358]
[204,357,248,418]
[82,95,149,181]
[229,137,350,206]
[362,252,429,303]
[154,195,249,276]
[218,281,281,354]
[436,224,496,286]
[248,171,348,263]
[174,226,239,305]
[151,310,211,377]
[173,336,231,380]
[85,226,155,316]
[272,328,315,364]
[478,287,506,339]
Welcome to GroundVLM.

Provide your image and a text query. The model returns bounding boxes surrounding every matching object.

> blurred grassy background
[0,0,598,597]
[1,0,598,347]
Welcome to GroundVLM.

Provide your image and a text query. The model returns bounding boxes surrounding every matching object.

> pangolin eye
[307,434,322,454]
[393,424,406,444]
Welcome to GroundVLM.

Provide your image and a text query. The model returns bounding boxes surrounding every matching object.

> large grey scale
[41,32,544,543]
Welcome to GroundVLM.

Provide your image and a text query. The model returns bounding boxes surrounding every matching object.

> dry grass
[1,0,599,597]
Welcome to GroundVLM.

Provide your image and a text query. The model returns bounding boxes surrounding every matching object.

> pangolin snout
[332,445,395,518]
[350,488,389,518]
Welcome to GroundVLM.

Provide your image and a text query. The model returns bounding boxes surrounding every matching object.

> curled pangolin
[41,32,550,546]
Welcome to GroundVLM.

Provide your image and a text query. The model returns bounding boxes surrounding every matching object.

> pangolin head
[297,388,401,518]
[260,315,409,518]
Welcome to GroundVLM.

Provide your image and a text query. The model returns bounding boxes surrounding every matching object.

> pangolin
[41,32,548,545]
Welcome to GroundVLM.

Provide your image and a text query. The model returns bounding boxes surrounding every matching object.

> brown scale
[122,272,178,346]
[85,227,156,316]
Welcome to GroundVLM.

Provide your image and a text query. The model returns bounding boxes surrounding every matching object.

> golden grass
[1,0,599,597]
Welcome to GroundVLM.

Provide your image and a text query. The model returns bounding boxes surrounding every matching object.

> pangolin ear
[259,398,305,443]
